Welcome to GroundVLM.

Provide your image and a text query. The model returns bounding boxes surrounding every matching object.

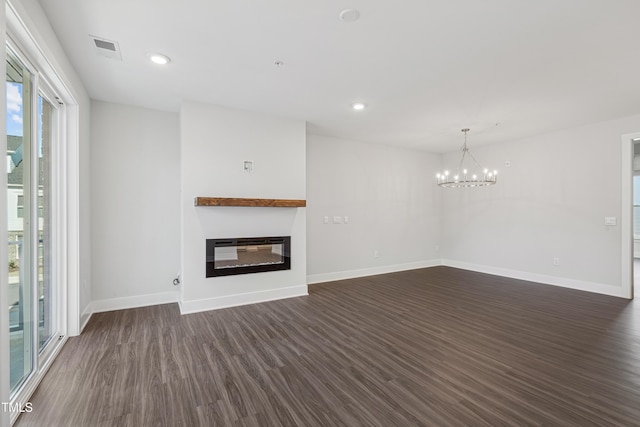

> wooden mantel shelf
[194,197,306,208]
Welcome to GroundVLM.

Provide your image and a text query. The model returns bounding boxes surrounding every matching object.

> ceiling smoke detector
[90,35,122,60]
[339,9,360,23]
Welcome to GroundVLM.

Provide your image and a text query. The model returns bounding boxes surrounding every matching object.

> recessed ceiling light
[352,103,366,111]
[148,53,171,65]
[340,9,360,22]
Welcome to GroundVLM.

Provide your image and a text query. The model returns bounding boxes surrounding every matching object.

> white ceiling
[39,0,640,152]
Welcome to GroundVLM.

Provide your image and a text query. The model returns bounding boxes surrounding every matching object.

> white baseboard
[79,304,93,333]
[179,284,308,314]
[306,259,442,285]
[441,259,627,298]
[90,291,180,314]
[82,259,627,321]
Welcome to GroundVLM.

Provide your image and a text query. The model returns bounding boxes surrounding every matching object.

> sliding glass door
[7,48,58,398]
[7,51,33,394]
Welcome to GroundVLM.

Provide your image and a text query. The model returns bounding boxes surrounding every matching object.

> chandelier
[436,128,497,188]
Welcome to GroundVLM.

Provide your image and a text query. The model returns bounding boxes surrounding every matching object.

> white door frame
[621,132,640,299]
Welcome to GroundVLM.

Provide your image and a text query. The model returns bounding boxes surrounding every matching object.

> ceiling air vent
[90,36,122,60]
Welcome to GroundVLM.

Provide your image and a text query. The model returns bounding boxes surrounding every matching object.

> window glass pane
[7,51,34,396]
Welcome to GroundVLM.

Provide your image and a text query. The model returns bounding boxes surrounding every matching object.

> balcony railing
[8,239,45,333]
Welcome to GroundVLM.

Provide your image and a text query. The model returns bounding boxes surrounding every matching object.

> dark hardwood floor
[15,266,640,426]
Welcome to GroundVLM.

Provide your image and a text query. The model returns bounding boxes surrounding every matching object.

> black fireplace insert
[206,236,291,277]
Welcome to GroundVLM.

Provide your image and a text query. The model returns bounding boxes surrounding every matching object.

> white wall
[441,114,640,297]
[306,134,442,283]
[90,101,180,310]
[180,101,307,313]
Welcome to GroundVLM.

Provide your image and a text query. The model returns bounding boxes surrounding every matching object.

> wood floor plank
[15,266,640,426]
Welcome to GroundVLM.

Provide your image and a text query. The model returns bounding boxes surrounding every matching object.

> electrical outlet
[553,258,560,266]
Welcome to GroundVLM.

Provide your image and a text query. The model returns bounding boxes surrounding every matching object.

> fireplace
[206,236,291,277]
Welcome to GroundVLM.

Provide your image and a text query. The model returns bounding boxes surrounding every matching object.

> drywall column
[180,101,307,313]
